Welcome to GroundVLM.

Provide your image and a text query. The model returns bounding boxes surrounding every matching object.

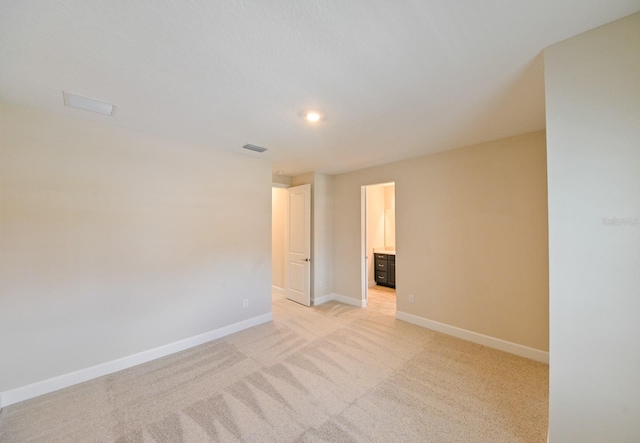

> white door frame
[361,182,396,307]
[360,186,368,307]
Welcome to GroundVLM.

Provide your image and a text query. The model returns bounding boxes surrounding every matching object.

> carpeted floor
[0,288,548,442]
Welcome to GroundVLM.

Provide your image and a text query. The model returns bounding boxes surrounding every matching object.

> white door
[285,184,311,306]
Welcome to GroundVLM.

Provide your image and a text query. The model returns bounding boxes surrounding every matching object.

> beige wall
[333,131,549,351]
[312,173,334,299]
[271,187,287,290]
[0,103,272,392]
[545,13,640,443]
[291,172,334,302]
[272,173,292,187]
[384,185,396,249]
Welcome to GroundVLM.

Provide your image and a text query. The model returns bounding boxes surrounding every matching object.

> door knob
[302,258,311,262]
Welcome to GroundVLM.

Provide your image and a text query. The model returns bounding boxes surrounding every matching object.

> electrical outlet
[242,299,248,308]
[409,294,414,303]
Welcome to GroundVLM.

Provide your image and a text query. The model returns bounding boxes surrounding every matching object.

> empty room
[1,1,639,442]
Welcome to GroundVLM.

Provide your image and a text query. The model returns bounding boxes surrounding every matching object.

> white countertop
[373,248,396,255]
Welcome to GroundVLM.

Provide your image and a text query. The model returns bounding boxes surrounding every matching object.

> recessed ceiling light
[62,91,116,116]
[305,111,321,122]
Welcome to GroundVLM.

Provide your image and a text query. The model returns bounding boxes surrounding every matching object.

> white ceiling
[1,1,639,176]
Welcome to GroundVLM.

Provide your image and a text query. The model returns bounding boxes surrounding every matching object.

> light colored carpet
[0,288,548,442]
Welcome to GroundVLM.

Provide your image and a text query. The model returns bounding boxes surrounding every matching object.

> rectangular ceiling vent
[63,91,117,116]
[243,144,268,153]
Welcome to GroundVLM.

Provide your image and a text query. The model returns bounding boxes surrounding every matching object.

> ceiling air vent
[243,144,268,153]
[63,91,116,116]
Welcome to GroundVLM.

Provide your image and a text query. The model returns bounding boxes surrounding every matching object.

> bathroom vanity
[374,251,395,288]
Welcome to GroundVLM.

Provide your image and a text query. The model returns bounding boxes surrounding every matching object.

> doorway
[361,182,396,312]
[272,183,312,306]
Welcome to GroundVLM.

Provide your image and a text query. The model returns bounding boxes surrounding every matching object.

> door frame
[361,182,396,307]
[360,186,368,307]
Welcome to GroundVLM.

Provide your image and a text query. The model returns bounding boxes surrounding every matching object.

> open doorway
[361,182,396,312]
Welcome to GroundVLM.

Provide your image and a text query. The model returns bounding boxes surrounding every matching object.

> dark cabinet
[374,253,395,288]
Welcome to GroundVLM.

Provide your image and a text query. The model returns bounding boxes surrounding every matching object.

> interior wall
[333,131,549,351]
[271,187,287,290]
[0,103,272,393]
[291,172,334,302]
[545,13,640,443]
[366,185,385,285]
[384,185,396,249]
[311,172,334,299]
[272,173,292,187]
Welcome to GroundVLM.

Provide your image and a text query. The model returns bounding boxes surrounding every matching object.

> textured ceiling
[1,1,639,175]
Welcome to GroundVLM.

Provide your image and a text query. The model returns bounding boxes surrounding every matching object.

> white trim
[395,311,549,363]
[271,182,289,188]
[0,313,273,408]
[334,293,367,308]
[312,293,366,308]
[361,186,368,310]
[271,285,285,295]
[313,293,334,306]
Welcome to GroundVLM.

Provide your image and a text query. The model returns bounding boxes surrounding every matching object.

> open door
[285,184,311,306]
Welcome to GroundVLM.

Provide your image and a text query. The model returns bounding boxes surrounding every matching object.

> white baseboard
[395,311,549,364]
[312,293,366,308]
[333,293,367,308]
[271,285,285,295]
[313,293,334,306]
[0,313,273,408]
